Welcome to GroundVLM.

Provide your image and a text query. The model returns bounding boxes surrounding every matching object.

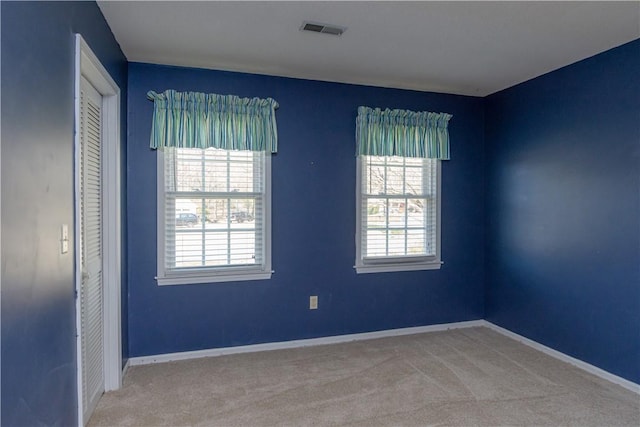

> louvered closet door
[80,76,104,420]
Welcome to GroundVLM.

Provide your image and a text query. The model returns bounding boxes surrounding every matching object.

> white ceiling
[98,1,640,96]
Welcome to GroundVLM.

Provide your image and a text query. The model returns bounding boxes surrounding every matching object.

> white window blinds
[158,147,271,284]
[356,155,441,273]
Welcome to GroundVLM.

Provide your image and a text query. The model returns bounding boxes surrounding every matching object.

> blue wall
[3,2,636,422]
[1,1,128,425]
[127,63,485,357]
[485,39,640,383]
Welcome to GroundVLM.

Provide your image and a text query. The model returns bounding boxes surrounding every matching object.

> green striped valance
[147,90,279,152]
[356,106,452,159]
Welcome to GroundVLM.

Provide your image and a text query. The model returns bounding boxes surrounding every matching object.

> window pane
[386,156,403,165]
[174,149,205,192]
[365,198,387,227]
[385,166,404,194]
[229,157,254,192]
[178,148,205,161]
[203,159,227,192]
[407,198,425,227]
[404,157,423,166]
[229,150,253,161]
[388,199,406,227]
[204,199,228,226]
[404,166,423,195]
[387,229,407,256]
[173,230,204,268]
[167,148,264,194]
[204,148,229,161]
[230,231,256,264]
[230,199,255,222]
[163,147,266,273]
[174,198,203,227]
[359,155,438,262]
[407,229,427,255]
[204,232,228,266]
[364,165,385,195]
[366,229,387,257]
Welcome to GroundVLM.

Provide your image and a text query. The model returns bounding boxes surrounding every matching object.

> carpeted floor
[89,327,640,426]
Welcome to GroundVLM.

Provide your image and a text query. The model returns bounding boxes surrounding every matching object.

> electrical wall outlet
[309,295,318,310]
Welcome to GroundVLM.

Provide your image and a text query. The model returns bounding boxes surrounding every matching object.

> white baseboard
[127,319,639,395]
[482,321,640,394]
[128,320,484,366]
[121,358,130,380]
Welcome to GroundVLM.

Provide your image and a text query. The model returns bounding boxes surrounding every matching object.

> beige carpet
[89,327,640,426]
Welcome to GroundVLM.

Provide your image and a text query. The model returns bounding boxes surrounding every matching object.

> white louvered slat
[361,156,437,258]
[164,148,266,270]
[80,76,104,420]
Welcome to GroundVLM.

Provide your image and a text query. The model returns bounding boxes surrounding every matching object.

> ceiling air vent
[301,21,346,36]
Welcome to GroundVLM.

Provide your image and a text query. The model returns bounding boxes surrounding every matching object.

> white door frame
[74,34,122,426]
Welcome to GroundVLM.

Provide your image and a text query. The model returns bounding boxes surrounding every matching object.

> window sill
[156,270,273,286]
[354,261,442,274]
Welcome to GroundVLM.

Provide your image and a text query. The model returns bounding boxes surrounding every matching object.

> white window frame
[355,155,442,274]
[156,149,272,285]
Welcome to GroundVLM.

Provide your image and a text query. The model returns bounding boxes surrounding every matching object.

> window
[157,147,271,285]
[354,105,450,273]
[147,89,278,285]
[356,155,441,273]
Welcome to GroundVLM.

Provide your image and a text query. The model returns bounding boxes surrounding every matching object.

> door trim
[74,34,122,426]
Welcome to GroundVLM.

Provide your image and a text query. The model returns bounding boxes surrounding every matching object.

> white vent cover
[300,21,346,36]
